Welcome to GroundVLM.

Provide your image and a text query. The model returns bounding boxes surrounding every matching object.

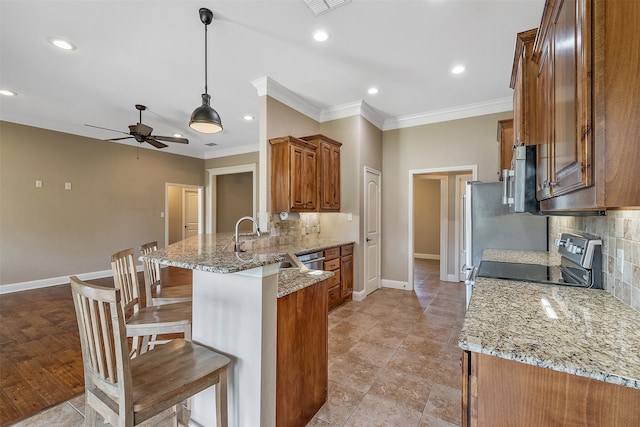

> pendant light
[189,8,223,133]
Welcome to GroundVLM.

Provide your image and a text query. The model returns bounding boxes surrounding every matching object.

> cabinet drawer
[328,285,341,311]
[324,258,340,271]
[324,247,340,261]
[326,270,340,287]
[341,244,353,256]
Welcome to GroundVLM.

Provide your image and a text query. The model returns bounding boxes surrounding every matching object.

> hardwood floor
[0,268,192,427]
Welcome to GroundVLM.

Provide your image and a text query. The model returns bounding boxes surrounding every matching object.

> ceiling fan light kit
[189,7,223,134]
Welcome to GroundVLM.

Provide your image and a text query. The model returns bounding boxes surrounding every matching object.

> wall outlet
[616,249,624,273]
[35,180,42,188]
[64,182,72,190]
[347,212,353,221]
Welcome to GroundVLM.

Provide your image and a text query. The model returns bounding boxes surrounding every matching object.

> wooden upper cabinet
[497,119,514,180]
[532,0,640,210]
[300,134,342,212]
[270,136,318,212]
[534,0,593,201]
[510,28,538,147]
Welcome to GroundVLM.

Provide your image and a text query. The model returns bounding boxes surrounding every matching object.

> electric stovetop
[477,260,576,287]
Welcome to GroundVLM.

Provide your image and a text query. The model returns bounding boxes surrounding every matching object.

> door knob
[366,237,372,242]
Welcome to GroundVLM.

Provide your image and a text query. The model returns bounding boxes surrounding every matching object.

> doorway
[408,166,477,290]
[166,184,204,246]
[206,164,257,233]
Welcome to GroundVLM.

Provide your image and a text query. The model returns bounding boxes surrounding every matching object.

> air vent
[205,142,217,147]
[303,0,351,16]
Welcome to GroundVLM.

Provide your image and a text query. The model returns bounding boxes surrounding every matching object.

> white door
[456,174,473,281]
[183,189,200,239]
[364,168,381,296]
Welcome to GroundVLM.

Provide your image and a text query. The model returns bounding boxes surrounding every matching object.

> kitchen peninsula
[140,233,353,427]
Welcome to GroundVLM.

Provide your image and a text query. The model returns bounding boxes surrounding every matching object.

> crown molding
[251,76,321,122]
[319,100,386,129]
[252,76,513,132]
[383,97,513,131]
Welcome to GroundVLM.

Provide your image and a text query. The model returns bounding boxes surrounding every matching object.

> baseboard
[352,289,366,301]
[382,279,410,290]
[414,253,440,260]
[0,266,142,294]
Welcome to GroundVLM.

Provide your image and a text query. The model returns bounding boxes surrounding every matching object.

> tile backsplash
[236,213,321,250]
[549,210,640,311]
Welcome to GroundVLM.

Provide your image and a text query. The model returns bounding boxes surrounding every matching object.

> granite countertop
[459,277,640,389]
[140,233,351,298]
[481,248,561,266]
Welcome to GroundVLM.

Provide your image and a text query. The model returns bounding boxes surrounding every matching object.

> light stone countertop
[140,233,351,298]
[459,277,640,389]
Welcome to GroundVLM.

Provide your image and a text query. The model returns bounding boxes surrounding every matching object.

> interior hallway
[2,259,466,426]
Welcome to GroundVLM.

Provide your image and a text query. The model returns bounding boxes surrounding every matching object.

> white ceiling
[0,0,544,159]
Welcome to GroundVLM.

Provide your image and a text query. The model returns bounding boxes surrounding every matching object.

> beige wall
[382,111,512,282]
[413,178,440,256]
[216,172,254,233]
[0,121,205,286]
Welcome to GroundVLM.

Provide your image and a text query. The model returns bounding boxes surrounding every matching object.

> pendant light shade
[189,8,223,134]
[190,94,222,133]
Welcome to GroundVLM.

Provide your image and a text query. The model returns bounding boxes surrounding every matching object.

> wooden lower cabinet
[462,351,640,427]
[277,279,328,427]
[324,244,354,310]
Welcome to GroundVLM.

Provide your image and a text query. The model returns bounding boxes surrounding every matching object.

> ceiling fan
[85,104,189,149]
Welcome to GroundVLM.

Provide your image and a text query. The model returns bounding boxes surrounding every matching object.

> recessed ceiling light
[313,30,330,42]
[0,89,17,96]
[243,115,255,121]
[451,65,466,74]
[367,87,379,95]
[48,37,76,51]
[173,133,183,138]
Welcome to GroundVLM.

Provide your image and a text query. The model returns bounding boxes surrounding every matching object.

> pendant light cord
[204,22,208,95]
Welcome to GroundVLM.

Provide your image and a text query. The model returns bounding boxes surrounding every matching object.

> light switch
[65,182,72,190]
[347,212,353,221]
[35,180,43,188]
[160,212,165,218]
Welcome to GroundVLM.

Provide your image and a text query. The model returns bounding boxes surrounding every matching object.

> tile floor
[10,259,466,426]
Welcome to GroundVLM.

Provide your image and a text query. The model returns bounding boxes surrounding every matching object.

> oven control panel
[554,232,602,269]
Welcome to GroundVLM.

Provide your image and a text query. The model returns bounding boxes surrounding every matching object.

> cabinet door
[536,34,554,201]
[319,142,341,211]
[340,254,353,300]
[550,0,592,197]
[289,145,317,211]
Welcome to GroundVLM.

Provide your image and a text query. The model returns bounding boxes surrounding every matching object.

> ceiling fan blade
[152,135,189,144]
[145,138,169,149]
[107,136,134,141]
[85,124,129,135]
[132,123,153,137]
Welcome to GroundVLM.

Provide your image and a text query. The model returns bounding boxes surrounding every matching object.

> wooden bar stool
[111,248,191,356]
[70,276,229,427]
[140,241,192,306]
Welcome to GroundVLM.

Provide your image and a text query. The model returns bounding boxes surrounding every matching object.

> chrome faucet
[234,216,261,252]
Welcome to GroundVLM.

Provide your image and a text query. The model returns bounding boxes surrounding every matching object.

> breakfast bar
[140,233,349,427]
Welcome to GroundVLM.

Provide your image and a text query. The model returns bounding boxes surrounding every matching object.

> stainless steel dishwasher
[297,251,325,270]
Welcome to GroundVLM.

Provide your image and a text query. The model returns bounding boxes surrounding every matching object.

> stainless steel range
[477,232,603,289]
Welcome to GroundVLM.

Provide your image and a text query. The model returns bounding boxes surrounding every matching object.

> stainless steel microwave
[502,145,540,214]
